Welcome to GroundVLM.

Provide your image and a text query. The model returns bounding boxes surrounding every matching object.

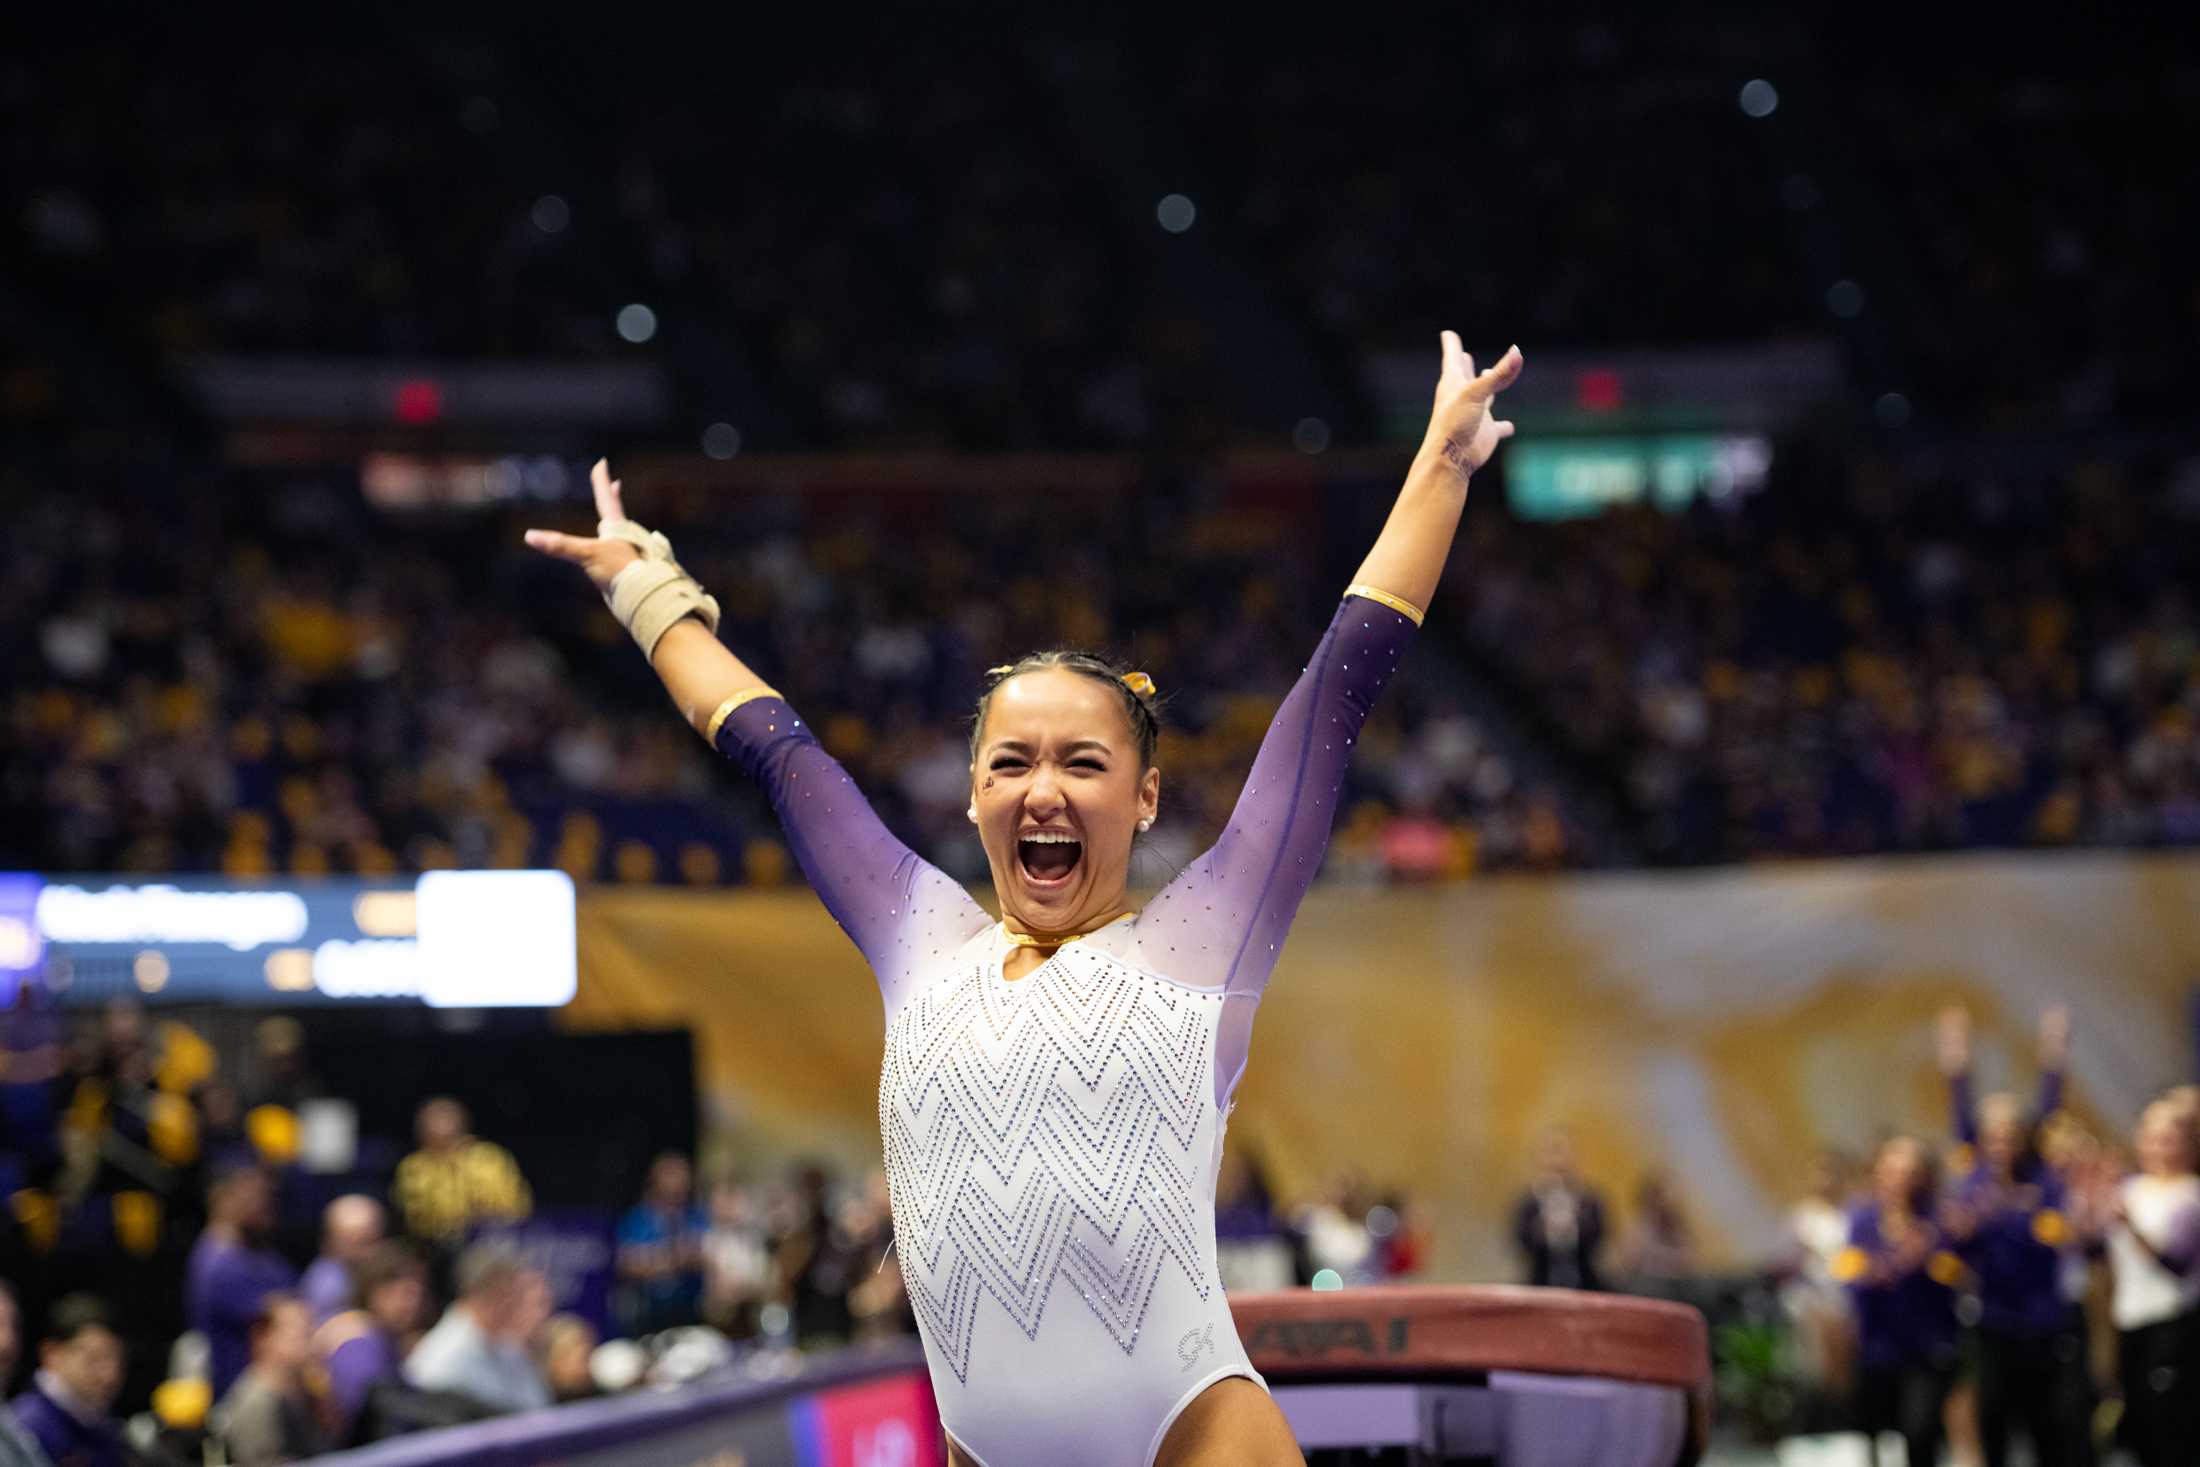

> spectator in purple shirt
[1945,1094,2093,1467]
[312,1240,429,1445]
[186,1165,297,1399]
[8,1294,126,1467]
[1,980,64,1195]
[1835,1135,1961,1467]
[1213,1146,1296,1292]
[1937,1004,2069,1163]
[298,1195,387,1328]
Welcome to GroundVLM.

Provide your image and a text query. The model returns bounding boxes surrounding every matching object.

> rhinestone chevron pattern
[879,945,1219,1383]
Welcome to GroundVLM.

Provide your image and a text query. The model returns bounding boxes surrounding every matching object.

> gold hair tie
[1119,671,1156,698]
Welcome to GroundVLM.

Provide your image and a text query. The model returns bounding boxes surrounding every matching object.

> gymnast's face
[973,669,1159,937]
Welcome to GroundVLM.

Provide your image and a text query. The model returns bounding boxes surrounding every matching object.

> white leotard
[883,923,1261,1465]
[715,595,1414,1465]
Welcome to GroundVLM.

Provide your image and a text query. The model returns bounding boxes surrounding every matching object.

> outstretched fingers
[591,457,627,526]
[1467,344,1525,399]
[1440,329,1471,383]
[524,528,596,564]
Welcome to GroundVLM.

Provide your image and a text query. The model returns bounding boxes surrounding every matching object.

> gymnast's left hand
[1421,332,1523,478]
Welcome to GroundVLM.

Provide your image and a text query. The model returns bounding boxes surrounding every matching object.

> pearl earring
[1138,817,1153,832]
[967,806,978,823]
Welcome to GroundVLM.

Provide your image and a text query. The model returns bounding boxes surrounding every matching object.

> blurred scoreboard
[1504,433,1773,521]
[1358,338,1827,525]
[0,870,575,1009]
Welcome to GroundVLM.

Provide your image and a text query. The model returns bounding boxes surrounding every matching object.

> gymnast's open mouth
[1016,830,1082,886]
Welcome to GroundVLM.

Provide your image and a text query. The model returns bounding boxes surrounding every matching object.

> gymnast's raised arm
[1355,333,1524,622]
[520,462,766,735]
[1134,334,1523,1018]
[525,462,985,1004]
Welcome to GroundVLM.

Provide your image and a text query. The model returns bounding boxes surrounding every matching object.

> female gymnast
[526,332,1524,1466]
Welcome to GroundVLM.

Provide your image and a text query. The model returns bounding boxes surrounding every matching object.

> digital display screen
[0,871,576,1009]
[1504,434,1772,521]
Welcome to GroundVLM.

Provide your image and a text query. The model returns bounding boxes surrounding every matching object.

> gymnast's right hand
[523,458,642,593]
[525,459,721,662]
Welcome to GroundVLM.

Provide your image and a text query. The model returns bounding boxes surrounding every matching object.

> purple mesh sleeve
[1125,594,1415,1104]
[715,694,989,1013]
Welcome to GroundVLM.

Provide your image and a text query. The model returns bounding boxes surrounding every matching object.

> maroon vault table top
[1230,1284,1713,1460]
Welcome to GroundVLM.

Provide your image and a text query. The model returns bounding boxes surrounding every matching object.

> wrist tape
[600,519,721,660]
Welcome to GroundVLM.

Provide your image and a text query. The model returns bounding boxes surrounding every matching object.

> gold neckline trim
[999,912,1135,949]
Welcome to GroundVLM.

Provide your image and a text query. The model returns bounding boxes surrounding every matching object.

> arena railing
[310,1339,937,1467]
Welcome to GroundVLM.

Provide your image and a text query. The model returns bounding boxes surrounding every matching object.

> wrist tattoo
[1437,430,1476,475]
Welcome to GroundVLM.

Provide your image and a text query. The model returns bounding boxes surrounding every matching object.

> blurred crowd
[1509,1006,2200,1467]
[2,11,2193,892]
[0,993,1456,1467]
[1209,1152,1432,1299]
[0,460,1580,892]
[19,428,2200,888]
[12,431,2199,889]
[5,987,2196,1466]
[0,996,929,1465]
[1453,444,2200,863]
